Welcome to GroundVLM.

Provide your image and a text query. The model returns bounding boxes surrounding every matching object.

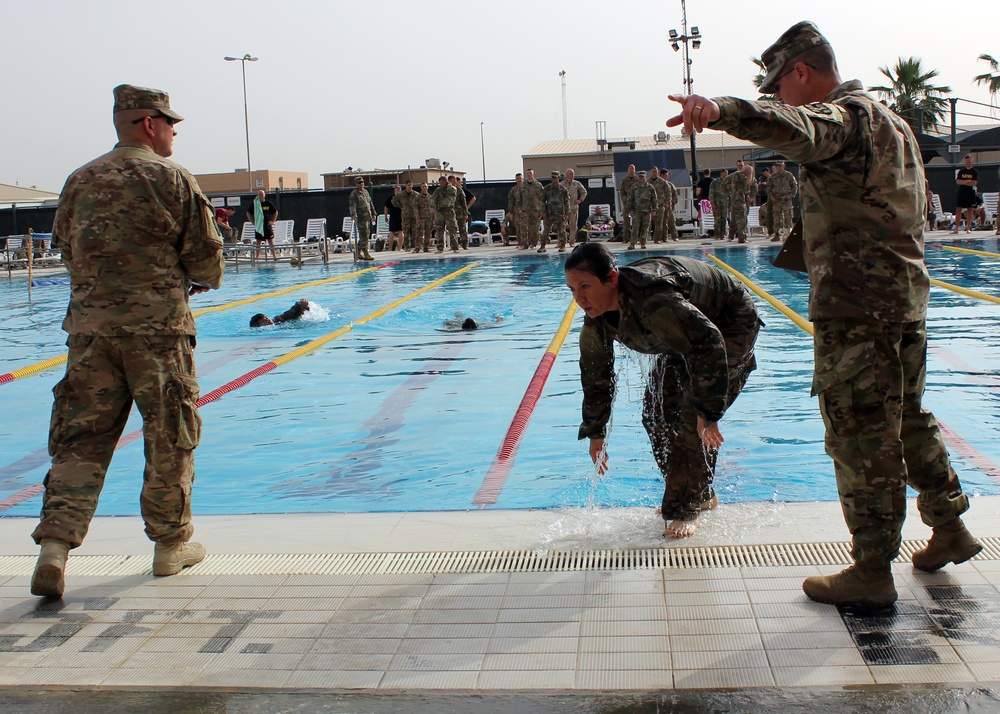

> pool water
[2,240,1000,517]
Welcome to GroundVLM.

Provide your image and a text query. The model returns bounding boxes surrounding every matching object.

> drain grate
[1,537,998,577]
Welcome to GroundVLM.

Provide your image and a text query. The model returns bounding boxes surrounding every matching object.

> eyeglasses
[131,113,177,127]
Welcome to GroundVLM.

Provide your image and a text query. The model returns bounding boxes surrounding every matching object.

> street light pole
[480,122,487,183]
[224,54,258,194]
[669,2,702,196]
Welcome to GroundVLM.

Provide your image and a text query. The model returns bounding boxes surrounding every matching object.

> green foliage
[868,57,951,132]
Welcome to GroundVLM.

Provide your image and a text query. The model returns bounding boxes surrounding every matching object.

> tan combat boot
[31,539,70,598]
[912,519,983,572]
[153,542,206,576]
[802,564,897,607]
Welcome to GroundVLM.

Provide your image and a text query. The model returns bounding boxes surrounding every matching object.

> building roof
[524,134,758,157]
[0,183,59,204]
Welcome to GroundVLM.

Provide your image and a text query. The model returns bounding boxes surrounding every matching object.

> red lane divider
[473,299,579,506]
[0,483,43,511]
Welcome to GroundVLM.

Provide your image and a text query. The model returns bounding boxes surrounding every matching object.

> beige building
[523,133,760,177]
[0,183,59,205]
[194,170,309,195]
[322,166,466,190]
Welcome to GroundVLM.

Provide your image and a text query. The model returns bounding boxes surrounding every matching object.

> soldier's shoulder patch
[799,102,849,124]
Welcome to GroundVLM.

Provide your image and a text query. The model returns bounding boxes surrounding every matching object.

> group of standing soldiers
[706,160,798,243]
[507,168,589,253]
[349,175,477,257]
[617,164,681,250]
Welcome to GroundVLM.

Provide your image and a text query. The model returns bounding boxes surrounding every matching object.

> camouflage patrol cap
[112,84,184,121]
[637,170,647,177]
[759,21,830,94]
[355,176,364,183]
[551,171,560,178]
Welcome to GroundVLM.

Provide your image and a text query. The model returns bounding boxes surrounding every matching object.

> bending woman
[564,243,761,537]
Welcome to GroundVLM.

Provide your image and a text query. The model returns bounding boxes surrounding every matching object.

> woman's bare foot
[664,519,699,538]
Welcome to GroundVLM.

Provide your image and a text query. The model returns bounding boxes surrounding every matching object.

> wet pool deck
[1,496,1000,701]
[2,229,1000,709]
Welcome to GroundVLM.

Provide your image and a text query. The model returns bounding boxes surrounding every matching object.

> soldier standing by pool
[30,84,225,599]
[725,166,754,243]
[539,171,570,253]
[563,169,588,246]
[767,161,798,242]
[507,173,523,247]
[519,169,545,250]
[668,20,982,606]
[628,171,657,250]
[393,180,420,252]
[659,169,681,241]
[709,169,729,239]
[415,182,433,252]
[349,177,376,261]
[618,164,639,244]
[431,175,459,252]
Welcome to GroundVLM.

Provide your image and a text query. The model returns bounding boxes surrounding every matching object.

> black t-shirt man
[695,175,713,202]
[956,167,978,209]
[247,200,278,240]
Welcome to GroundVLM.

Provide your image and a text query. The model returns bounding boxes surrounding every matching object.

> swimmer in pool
[250,299,312,328]
[440,312,505,332]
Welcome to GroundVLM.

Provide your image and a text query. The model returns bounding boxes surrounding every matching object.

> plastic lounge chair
[587,204,614,240]
[983,192,998,228]
[484,210,505,245]
[239,221,257,243]
[698,200,714,237]
[747,205,765,235]
[931,194,953,230]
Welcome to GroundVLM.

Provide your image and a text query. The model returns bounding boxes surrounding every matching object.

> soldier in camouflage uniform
[659,169,680,241]
[648,166,671,243]
[431,175,459,252]
[565,243,760,538]
[539,171,571,253]
[507,173,523,246]
[392,180,421,251]
[414,183,433,252]
[708,169,729,239]
[519,168,545,250]
[668,20,981,606]
[627,171,657,250]
[618,164,639,242]
[563,169,588,246]
[450,176,470,250]
[349,177,376,261]
[30,85,225,599]
[766,161,798,242]
[724,166,754,243]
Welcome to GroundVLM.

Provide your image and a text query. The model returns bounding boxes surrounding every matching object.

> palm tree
[750,57,774,100]
[869,57,951,133]
[973,54,1000,103]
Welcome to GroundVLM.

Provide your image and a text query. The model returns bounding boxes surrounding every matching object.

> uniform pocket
[168,373,202,450]
[47,378,72,457]
[810,340,874,397]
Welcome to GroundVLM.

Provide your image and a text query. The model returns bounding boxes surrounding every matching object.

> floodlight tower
[669,1,702,186]
[559,70,568,140]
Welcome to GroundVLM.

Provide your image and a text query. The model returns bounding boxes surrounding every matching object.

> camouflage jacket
[519,179,545,213]
[578,256,759,438]
[629,183,658,214]
[649,176,671,210]
[723,171,754,206]
[431,183,457,215]
[542,182,570,217]
[349,187,375,220]
[52,142,224,336]
[712,80,928,322]
[564,179,588,207]
[665,179,678,208]
[453,185,468,216]
[766,170,798,203]
[416,192,433,220]
[392,189,420,219]
[618,174,639,211]
[708,177,729,207]
[507,183,522,213]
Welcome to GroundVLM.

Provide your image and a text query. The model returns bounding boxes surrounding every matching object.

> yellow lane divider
[706,254,813,335]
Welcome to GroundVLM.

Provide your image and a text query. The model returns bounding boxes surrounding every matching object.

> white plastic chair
[698,200,714,237]
[239,221,257,243]
[983,192,998,227]
[931,194,954,230]
[747,206,765,235]
[484,209,505,245]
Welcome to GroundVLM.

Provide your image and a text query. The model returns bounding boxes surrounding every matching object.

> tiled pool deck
[2,496,1000,698]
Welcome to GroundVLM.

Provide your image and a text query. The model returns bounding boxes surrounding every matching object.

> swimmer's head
[461,317,479,330]
[249,313,273,328]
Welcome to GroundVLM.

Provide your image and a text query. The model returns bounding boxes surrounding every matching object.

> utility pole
[559,70,568,140]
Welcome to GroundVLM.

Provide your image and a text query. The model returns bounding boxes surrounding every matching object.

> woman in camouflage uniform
[565,243,761,538]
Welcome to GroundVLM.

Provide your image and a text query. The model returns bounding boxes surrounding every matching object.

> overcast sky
[4,0,998,193]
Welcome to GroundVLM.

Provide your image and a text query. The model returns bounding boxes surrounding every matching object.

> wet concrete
[2,687,1000,713]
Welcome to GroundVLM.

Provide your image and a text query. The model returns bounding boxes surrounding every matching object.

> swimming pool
[2,240,1000,517]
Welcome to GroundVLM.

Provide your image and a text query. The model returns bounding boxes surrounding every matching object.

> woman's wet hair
[564,242,617,282]
[249,313,269,328]
[461,317,478,330]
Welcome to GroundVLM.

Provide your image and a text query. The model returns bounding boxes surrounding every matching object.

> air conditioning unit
[655,131,669,142]
[425,158,442,169]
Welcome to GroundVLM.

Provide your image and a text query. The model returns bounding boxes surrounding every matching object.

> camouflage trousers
[665,206,678,240]
[568,207,580,245]
[813,318,970,569]
[458,214,469,249]
[728,203,748,242]
[772,200,793,239]
[416,216,432,251]
[520,211,542,248]
[32,335,202,549]
[434,211,460,251]
[401,214,420,251]
[541,214,567,250]
[643,301,760,521]
[711,201,728,238]
[629,211,652,248]
[354,215,372,256]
